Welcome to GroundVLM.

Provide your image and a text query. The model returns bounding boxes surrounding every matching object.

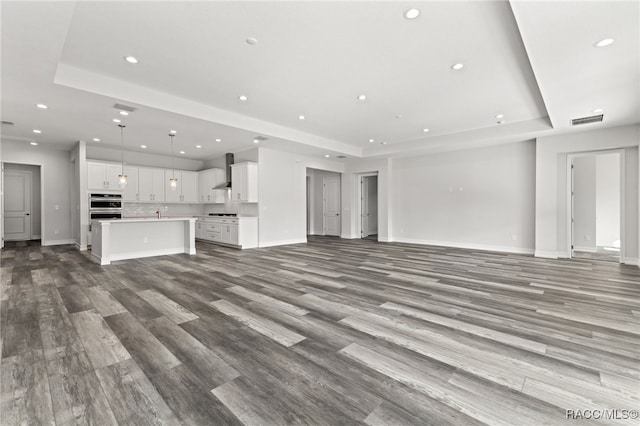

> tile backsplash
[123,203,204,218]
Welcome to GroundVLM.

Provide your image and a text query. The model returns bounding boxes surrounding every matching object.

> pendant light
[169,132,178,191]
[118,124,127,188]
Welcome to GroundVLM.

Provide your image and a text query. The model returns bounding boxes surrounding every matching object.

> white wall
[536,124,639,264]
[1,140,73,245]
[87,145,204,171]
[392,140,536,254]
[257,147,343,247]
[572,156,596,251]
[596,153,621,248]
[3,163,42,238]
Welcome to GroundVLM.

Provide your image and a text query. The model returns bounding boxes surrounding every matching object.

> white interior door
[361,177,369,238]
[367,176,378,235]
[324,176,341,236]
[4,170,32,241]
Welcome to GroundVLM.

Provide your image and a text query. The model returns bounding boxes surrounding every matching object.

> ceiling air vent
[571,114,603,126]
[1,121,15,126]
[254,136,268,141]
[114,103,137,112]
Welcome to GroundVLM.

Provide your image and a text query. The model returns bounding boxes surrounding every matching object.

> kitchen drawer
[206,223,222,232]
[206,231,222,241]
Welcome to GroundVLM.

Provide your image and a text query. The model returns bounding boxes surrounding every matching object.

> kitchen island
[91,217,196,265]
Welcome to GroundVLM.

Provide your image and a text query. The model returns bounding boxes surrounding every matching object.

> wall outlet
[54,229,59,235]
[55,204,59,210]
[143,237,148,243]
[585,235,591,241]
[511,234,517,241]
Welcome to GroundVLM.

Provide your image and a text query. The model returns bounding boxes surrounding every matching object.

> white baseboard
[75,242,88,251]
[622,257,639,266]
[340,234,358,239]
[42,239,75,246]
[259,238,307,248]
[573,246,597,253]
[534,250,559,259]
[393,237,535,255]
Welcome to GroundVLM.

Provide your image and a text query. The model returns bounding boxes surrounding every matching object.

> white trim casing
[260,238,307,248]
[42,239,76,246]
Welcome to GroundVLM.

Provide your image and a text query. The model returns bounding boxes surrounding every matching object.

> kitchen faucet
[156,209,161,219]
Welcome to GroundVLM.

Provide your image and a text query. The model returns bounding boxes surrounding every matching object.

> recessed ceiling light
[179,150,185,154]
[423,128,430,133]
[246,37,258,45]
[369,139,374,143]
[215,138,222,142]
[253,139,260,144]
[404,8,421,20]
[36,104,48,109]
[196,145,202,149]
[124,56,138,64]
[495,114,504,119]
[140,145,147,149]
[325,154,330,158]
[298,115,305,120]
[593,108,604,113]
[113,118,121,123]
[594,38,614,48]
[357,94,367,101]
[119,111,129,116]
[169,129,177,135]
[239,95,248,101]
[30,141,38,146]
[33,129,42,134]
[451,63,464,70]
[93,138,100,142]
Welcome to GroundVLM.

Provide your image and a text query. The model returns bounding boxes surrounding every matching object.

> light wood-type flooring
[1,237,639,425]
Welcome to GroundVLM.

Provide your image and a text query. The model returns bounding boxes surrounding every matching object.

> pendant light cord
[119,124,126,173]
[169,134,175,178]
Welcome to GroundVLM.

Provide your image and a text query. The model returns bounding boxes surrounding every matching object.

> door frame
[357,172,379,239]
[566,149,625,263]
[1,162,44,247]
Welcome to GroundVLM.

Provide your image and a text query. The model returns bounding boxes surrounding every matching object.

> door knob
[25,213,30,216]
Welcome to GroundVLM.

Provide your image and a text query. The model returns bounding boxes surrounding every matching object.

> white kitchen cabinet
[165,170,199,203]
[231,162,258,203]
[181,171,199,203]
[122,166,139,202]
[195,217,257,248]
[87,161,124,191]
[138,167,166,202]
[198,168,225,203]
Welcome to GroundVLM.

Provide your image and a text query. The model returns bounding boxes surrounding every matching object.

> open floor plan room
[2,238,639,425]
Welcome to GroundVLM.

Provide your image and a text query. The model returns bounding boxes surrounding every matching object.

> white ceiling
[1,1,638,161]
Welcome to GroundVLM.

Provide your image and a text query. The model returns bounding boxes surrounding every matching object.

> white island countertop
[91,217,196,265]
[93,216,197,223]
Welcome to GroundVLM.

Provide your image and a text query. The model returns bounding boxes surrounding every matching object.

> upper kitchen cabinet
[122,166,139,202]
[198,168,225,203]
[165,170,199,203]
[231,162,258,203]
[138,167,166,202]
[87,161,124,191]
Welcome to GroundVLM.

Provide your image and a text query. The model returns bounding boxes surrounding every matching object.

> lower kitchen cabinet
[195,217,257,249]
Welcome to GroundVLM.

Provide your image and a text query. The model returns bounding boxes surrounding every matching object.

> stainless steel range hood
[214,153,234,189]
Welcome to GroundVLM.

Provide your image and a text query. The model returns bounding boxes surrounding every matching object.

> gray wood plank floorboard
[1,237,638,425]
